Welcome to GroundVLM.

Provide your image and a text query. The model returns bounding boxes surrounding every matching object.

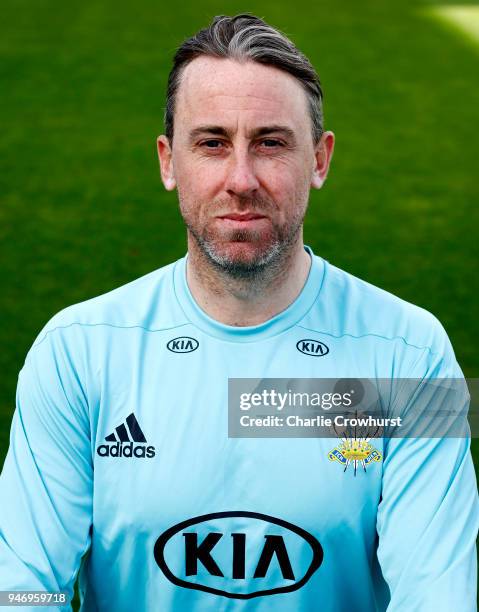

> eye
[259,138,285,149]
[200,139,224,149]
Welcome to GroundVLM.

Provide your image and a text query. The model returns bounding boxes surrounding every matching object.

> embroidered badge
[328,438,382,475]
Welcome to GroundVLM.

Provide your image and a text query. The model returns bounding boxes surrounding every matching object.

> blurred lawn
[0,0,478,598]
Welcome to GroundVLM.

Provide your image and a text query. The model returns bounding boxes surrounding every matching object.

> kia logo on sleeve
[167,337,199,353]
[296,339,329,357]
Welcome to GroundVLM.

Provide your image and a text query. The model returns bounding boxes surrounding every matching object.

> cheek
[176,159,224,205]
[258,161,311,213]
[260,155,311,191]
[177,175,221,228]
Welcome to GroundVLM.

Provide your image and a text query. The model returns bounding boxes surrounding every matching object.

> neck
[185,235,312,327]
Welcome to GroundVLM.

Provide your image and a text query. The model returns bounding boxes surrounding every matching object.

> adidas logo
[96,413,156,459]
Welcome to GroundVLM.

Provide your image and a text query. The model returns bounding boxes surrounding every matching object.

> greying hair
[164,14,324,144]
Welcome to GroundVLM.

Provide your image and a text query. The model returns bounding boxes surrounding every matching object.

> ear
[311,131,335,190]
[157,135,176,191]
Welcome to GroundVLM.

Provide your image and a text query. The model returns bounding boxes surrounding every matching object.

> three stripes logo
[96,413,156,459]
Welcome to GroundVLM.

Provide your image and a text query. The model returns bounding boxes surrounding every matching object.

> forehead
[175,56,310,132]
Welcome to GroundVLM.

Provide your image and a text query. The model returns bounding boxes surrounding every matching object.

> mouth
[217,212,268,222]
[214,212,269,233]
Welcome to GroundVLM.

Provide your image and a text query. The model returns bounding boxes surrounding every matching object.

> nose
[224,148,260,199]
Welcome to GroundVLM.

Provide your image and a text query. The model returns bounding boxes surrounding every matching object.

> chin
[205,240,282,273]
[221,241,265,260]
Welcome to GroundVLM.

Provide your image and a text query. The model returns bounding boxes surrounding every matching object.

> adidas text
[97,442,156,458]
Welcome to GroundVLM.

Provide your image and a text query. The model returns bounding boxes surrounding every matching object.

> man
[0,13,477,611]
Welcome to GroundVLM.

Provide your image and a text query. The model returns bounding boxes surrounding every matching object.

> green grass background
[1,0,478,605]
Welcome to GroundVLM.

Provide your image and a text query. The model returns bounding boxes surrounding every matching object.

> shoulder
[306,257,455,364]
[31,258,187,350]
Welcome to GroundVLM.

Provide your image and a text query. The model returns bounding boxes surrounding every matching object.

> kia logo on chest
[167,336,199,353]
[296,339,329,357]
[154,511,323,599]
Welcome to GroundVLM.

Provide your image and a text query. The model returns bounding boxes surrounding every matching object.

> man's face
[158,56,333,273]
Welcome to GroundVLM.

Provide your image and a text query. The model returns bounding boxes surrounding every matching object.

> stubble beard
[183,202,306,282]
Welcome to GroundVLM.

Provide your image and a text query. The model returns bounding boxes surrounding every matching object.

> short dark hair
[164,14,324,144]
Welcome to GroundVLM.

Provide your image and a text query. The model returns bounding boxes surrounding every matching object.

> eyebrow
[188,125,297,143]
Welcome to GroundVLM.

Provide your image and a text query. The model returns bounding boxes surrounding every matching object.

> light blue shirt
[1,246,477,611]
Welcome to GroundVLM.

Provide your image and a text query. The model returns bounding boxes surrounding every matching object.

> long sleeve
[376,320,479,611]
[0,324,93,611]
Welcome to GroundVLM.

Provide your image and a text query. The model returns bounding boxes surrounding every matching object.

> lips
[217,212,267,221]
